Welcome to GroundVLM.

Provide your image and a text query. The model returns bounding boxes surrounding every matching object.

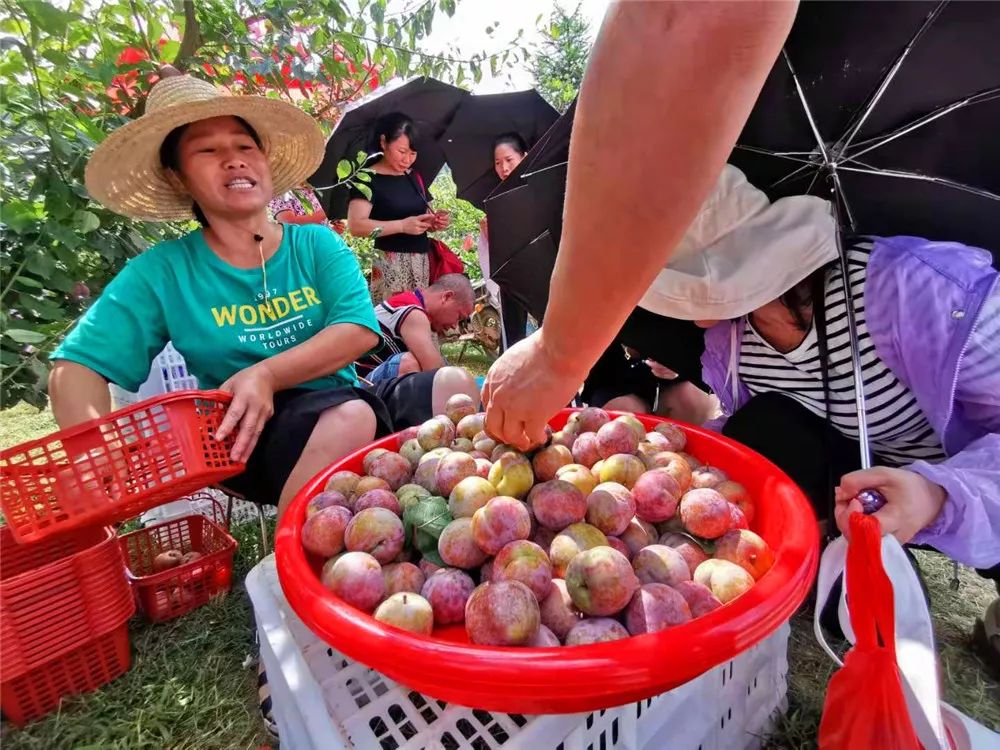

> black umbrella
[309,78,469,219]
[730,0,1000,474]
[441,90,559,209]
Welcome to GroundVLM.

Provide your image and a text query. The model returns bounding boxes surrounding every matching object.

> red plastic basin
[275,410,819,714]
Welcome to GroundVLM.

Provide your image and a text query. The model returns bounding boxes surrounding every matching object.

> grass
[2,402,997,749]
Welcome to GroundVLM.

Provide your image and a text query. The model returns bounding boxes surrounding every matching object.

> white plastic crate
[247,556,790,750]
[109,342,199,409]
[139,488,275,528]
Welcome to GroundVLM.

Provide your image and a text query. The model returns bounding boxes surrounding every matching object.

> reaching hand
[834,466,947,544]
[482,331,588,452]
[216,364,277,463]
[400,213,435,235]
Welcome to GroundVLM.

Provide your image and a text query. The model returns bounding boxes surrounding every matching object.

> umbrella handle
[856,489,887,514]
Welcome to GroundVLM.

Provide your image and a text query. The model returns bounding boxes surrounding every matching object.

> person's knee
[432,366,479,412]
[313,399,377,445]
[603,394,650,414]
[397,352,420,375]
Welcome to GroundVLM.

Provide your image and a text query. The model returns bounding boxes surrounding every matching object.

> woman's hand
[216,364,277,463]
[399,213,435,235]
[431,211,451,231]
[834,466,947,544]
[482,331,589,451]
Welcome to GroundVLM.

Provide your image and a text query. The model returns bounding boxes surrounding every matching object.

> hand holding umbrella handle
[856,489,887,515]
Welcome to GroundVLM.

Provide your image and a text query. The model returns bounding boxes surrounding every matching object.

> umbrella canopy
[484,162,567,325]
[730,0,1000,254]
[441,90,559,209]
[309,78,468,219]
[730,0,1000,473]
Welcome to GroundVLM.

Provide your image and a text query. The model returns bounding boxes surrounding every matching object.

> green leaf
[23,1,80,36]
[353,182,372,200]
[402,496,452,568]
[4,328,47,344]
[336,159,352,180]
[355,170,372,183]
[161,40,180,62]
[13,275,44,289]
[72,209,100,233]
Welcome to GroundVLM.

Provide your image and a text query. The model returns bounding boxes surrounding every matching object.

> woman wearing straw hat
[47,69,478,516]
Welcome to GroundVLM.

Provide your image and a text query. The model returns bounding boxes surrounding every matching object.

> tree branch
[173,0,203,68]
[127,0,157,60]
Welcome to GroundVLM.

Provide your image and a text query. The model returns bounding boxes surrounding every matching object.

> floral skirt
[370,251,430,302]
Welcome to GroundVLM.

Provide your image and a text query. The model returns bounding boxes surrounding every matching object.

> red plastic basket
[0,524,135,680]
[0,390,244,544]
[118,509,238,622]
[1,622,131,726]
[275,409,820,714]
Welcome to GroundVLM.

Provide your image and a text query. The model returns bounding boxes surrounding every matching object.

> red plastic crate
[0,525,135,680]
[1,622,131,726]
[119,512,238,622]
[0,390,244,543]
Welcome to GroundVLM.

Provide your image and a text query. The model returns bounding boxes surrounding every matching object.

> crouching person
[359,273,475,383]
[48,70,477,517]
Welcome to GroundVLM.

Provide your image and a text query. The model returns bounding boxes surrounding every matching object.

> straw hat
[638,165,839,321]
[85,71,325,221]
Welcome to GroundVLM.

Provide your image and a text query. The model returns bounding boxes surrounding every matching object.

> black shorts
[581,308,706,408]
[222,370,438,505]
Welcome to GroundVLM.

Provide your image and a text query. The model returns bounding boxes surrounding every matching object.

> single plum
[325,470,361,498]
[565,546,640,616]
[596,420,640,459]
[491,539,553,601]
[693,559,755,603]
[564,618,629,646]
[598,454,645,489]
[382,562,426,595]
[549,522,609,578]
[624,583,692,635]
[374,592,434,635]
[555,463,599,497]
[302,506,353,558]
[448,475,498,518]
[571,432,602,468]
[320,551,385,612]
[471,496,532,555]
[435,451,478,497]
[528,479,588,531]
[585,482,636,536]
[713,529,775,580]
[679,489,733,539]
[532,444,574,482]
[344,507,405,564]
[632,544,692,586]
[632,469,683,523]
[444,394,477,424]
[421,568,476,626]
[438,517,490,569]
[488,452,534,499]
[673,580,723,617]
[465,581,540,646]
[353,488,402,515]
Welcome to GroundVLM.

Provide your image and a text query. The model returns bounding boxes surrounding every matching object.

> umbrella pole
[830,198,874,472]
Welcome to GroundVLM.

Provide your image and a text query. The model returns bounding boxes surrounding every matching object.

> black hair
[778,264,833,331]
[492,131,528,156]
[370,112,419,157]
[158,116,263,227]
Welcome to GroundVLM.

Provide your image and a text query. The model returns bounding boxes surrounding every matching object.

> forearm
[257,323,379,390]
[908,434,1000,568]
[410,344,446,371]
[348,216,403,239]
[541,1,796,375]
[48,361,112,428]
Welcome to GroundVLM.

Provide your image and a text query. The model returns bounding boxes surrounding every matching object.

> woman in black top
[347,113,450,301]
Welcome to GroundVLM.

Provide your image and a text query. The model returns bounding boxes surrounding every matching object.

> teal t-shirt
[54,224,379,391]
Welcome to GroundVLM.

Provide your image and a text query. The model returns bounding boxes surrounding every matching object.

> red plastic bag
[428,238,465,282]
[818,513,923,750]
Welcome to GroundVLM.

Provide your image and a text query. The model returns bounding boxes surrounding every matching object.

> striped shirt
[738,241,947,467]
